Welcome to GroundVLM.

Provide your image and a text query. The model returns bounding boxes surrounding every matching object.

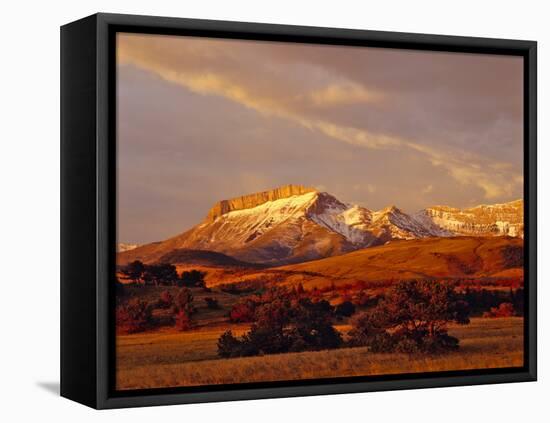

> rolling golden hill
[160,236,523,290]
[275,236,523,289]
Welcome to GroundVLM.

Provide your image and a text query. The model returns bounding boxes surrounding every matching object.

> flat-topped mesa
[206,184,317,221]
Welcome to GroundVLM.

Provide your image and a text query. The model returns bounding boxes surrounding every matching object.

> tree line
[120,260,206,287]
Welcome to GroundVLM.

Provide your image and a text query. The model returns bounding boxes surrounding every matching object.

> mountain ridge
[117,185,523,267]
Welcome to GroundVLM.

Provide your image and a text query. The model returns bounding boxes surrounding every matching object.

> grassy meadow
[116,316,524,390]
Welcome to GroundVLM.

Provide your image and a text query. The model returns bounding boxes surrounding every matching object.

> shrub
[120,260,145,284]
[229,300,256,323]
[242,324,292,355]
[156,290,174,309]
[335,300,356,317]
[204,297,220,309]
[254,298,292,329]
[175,310,192,331]
[173,288,195,315]
[289,299,342,350]
[179,270,207,288]
[217,331,245,358]
[218,296,342,358]
[483,302,515,318]
[348,308,393,350]
[348,280,470,353]
[116,298,153,333]
[354,290,375,307]
[354,291,367,306]
[461,288,503,315]
[143,263,179,286]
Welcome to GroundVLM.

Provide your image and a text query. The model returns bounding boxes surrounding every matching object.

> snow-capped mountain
[419,200,524,238]
[117,184,523,266]
[118,186,358,265]
[309,201,440,244]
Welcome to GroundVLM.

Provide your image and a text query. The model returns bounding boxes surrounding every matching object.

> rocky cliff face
[422,200,524,238]
[206,184,316,221]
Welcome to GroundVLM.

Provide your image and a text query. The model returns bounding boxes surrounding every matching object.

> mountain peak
[206,184,317,221]
[375,205,403,217]
[382,205,400,213]
[118,187,524,267]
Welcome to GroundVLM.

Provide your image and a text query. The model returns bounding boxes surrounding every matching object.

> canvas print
[115,33,525,391]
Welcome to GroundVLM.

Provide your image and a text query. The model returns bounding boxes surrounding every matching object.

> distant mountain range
[117,184,523,267]
[419,200,523,238]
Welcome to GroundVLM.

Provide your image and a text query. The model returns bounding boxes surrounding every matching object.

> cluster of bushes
[227,287,315,323]
[120,260,207,288]
[229,300,257,322]
[218,280,472,357]
[353,290,376,307]
[117,268,520,355]
[460,287,524,316]
[116,298,153,334]
[156,290,174,309]
[227,285,372,325]
[348,280,470,354]
[303,284,378,310]
[158,288,196,331]
[483,302,515,318]
[218,297,342,357]
[116,287,197,333]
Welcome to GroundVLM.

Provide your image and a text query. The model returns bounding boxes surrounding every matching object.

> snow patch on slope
[210,191,319,245]
[412,210,454,237]
[309,202,372,244]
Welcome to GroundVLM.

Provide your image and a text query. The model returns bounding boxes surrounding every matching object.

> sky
[116,33,524,244]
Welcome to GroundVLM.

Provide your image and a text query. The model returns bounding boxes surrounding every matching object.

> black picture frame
[60,12,537,409]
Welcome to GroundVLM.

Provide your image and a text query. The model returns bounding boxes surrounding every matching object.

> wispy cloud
[308,82,381,107]
[117,33,523,201]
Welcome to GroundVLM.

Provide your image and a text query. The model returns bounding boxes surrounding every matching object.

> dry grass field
[116,317,523,390]
[115,236,525,390]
